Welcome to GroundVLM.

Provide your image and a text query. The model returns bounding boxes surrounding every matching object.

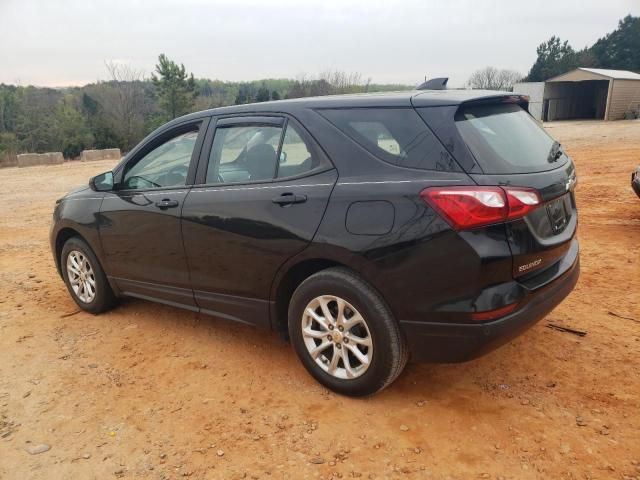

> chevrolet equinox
[50,90,580,396]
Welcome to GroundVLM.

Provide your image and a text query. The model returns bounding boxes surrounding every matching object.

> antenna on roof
[417,77,448,90]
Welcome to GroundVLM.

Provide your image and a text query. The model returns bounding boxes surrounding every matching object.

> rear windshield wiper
[547,141,563,163]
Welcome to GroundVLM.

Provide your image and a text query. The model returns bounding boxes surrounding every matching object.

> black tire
[288,267,408,396]
[60,237,116,314]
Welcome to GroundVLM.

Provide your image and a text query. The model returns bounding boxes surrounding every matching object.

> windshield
[455,103,566,174]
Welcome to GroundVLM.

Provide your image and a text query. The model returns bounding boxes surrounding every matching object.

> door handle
[272,192,307,206]
[155,199,179,209]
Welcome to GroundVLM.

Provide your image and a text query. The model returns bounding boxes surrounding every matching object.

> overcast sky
[0,0,638,88]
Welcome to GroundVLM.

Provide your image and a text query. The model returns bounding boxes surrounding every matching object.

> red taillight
[504,188,541,220]
[471,302,519,321]
[420,187,506,229]
[420,186,541,230]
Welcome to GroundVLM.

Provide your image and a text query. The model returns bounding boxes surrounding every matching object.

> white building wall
[607,80,640,120]
[513,82,545,120]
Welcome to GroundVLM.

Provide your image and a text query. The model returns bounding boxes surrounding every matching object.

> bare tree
[287,70,372,98]
[95,62,147,150]
[319,69,371,94]
[467,67,523,91]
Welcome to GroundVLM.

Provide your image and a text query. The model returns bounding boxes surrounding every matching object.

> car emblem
[565,176,576,192]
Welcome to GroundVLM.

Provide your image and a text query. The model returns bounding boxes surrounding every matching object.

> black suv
[50,90,579,396]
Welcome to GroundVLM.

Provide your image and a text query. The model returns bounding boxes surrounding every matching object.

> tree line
[1,15,637,164]
[466,14,638,90]
[0,56,409,164]
[526,15,639,81]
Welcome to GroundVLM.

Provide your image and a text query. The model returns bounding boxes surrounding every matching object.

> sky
[0,0,638,88]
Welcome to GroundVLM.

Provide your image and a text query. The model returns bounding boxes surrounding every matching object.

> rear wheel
[61,237,115,314]
[288,267,408,396]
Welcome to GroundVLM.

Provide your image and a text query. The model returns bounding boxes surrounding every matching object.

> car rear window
[318,108,459,171]
[455,103,565,174]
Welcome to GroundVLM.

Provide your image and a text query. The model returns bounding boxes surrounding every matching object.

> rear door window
[318,108,457,171]
[455,103,565,174]
[206,125,282,184]
[205,119,328,184]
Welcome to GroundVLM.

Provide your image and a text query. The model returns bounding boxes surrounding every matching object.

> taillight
[471,302,519,321]
[505,188,541,220]
[420,186,541,230]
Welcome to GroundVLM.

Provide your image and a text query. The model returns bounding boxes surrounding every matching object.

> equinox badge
[518,258,542,273]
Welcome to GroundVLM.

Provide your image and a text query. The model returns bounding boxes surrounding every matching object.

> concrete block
[0,153,18,168]
[17,152,64,167]
[79,148,121,162]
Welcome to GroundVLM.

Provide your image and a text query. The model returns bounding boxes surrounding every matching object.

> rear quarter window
[318,108,460,172]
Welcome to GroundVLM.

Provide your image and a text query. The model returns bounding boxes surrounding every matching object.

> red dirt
[1,120,639,479]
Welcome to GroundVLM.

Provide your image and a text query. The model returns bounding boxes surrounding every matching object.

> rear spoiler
[461,94,529,106]
[412,90,530,109]
[460,94,530,114]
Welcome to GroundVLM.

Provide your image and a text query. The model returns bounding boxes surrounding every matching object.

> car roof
[171,89,523,125]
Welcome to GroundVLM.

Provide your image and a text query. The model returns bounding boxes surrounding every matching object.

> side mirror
[90,171,114,192]
[279,151,288,164]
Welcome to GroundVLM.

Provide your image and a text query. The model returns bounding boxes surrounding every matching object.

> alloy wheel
[66,250,96,303]
[301,295,373,379]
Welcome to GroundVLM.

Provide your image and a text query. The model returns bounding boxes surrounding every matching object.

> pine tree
[526,36,578,81]
[151,54,197,119]
[590,15,640,71]
[256,87,270,102]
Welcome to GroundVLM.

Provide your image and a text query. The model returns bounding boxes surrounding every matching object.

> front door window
[123,129,199,189]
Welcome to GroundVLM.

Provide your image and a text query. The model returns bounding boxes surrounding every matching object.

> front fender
[50,193,106,277]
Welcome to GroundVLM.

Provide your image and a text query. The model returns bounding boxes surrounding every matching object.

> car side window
[319,108,455,171]
[348,121,401,155]
[206,125,283,184]
[122,128,199,190]
[276,124,315,179]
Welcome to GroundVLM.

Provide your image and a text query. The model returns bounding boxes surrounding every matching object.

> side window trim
[194,114,333,187]
[216,116,284,127]
[272,118,288,179]
[194,116,217,185]
[114,117,210,192]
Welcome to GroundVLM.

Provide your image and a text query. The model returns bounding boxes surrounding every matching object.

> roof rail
[417,77,448,90]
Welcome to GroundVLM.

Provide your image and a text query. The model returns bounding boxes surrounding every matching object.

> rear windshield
[455,103,564,174]
[319,108,459,171]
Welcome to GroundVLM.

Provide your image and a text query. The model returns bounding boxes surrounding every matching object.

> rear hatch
[416,99,578,288]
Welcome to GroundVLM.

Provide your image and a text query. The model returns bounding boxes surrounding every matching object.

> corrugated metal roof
[548,68,640,82]
[578,68,640,80]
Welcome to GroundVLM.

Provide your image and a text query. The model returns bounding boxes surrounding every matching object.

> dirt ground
[0,120,638,480]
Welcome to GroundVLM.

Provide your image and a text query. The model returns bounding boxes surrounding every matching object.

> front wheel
[288,267,408,396]
[61,237,115,314]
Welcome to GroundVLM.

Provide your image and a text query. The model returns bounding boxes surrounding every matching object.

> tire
[60,237,116,314]
[288,267,408,396]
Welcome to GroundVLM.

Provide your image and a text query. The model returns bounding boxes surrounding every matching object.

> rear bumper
[399,252,580,363]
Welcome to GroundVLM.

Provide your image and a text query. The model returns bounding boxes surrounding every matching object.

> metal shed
[514,68,640,121]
